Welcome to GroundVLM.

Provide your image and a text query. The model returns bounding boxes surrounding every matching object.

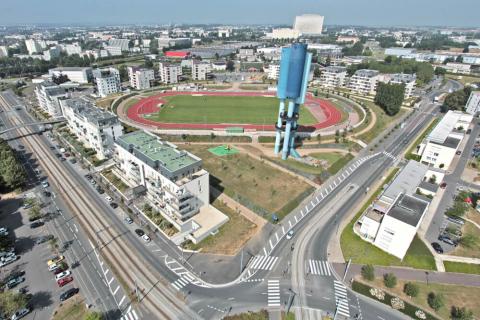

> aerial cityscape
[1,1,480,320]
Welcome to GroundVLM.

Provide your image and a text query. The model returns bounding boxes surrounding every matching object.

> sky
[0,0,479,27]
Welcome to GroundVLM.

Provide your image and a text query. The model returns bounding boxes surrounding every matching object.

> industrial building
[347,69,380,95]
[466,91,480,115]
[34,81,69,117]
[48,67,93,84]
[128,66,155,90]
[293,14,324,35]
[113,131,228,244]
[159,62,182,84]
[319,66,347,88]
[93,67,121,97]
[61,97,123,160]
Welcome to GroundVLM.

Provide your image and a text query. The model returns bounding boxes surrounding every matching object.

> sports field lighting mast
[273,43,312,160]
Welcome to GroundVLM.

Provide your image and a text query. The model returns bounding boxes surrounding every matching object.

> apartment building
[25,39,44,54]
[128,66,155,90]
[347,69,380,95]
[293,14,324,35]
[0,46,8,57]
[113,131,228,243]
[267,64,281,80]
[466,91,480,115]
[34,81,69,117]
[191,61,211,81]
[270,28,300,40]
[319,66,347,88]
[60,97,123,159]
[48,67,93,84]
[379,73,417,99]
[416,110,473,169]
[159,62,181,84]
[93,67,121,97]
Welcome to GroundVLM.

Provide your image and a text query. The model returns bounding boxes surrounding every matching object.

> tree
[314,66,321,78]
[149,38,159,55]
[383,273,397,288]
[325,55,331,67]
[435,67,447,76]
[85,311,104,320]
[52,73,70,85]
[118,65,128,82]
[446,201,468,218]
[444,87,472,111]
[403,282,419,297]
[0,234,11,251]
[459,234,478,248]
[144,59,154,68]
[226,60,235,72]
[374,82,405,116]
[361,264,375,281]
[0,291,28,317]
[428,292,444,311]
[451,306,474,320]
[0,139,27,191]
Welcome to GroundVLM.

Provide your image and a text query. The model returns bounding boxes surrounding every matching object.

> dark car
[30,221,44,229]
[60,287,79,301]
[43,191,51,197]
[134,229,145,237]
[438,234,457,246]
[35,234,54,245]
[60,157,66,162]
[85,174,92,180]
[50,146,56,150]
[69,159,77,164]
[431,242,444,254]
[55,153,62,158]
[96,187,105,194]
[109,202,118,209]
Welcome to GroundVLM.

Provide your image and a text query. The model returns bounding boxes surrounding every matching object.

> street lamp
[425,271,429,286]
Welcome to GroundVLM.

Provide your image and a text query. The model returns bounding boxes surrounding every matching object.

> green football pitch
[144,95,317,125]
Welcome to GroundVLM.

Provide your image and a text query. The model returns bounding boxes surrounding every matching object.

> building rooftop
[63,97,118,126]
[325,66,347,73]
[418,181,439,193]
[387,193,429,227]
[427,110,469,144]
[391,73,416,83]
[354,69,379,78]
[116,131,201,176]
[50,67,91,72]
[382,160,428,202]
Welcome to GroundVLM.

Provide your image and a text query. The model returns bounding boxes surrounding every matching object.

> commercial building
[466,91,480,115]
[127,66,155,90]
[157,37,192,49]
[347,69,380,95]
[48,67,93,84]
[113,131,228,243]
[307,44,342,58]
[319,66,347,88]
[270,28,300,40]
[191,61,211,80]
[159,62,181,84]
[93,67,121,97]
[443,62,471,74]
[34,81,69,117]
[416,110,473,169]
[61,97,123,159]
[293,14,324,35]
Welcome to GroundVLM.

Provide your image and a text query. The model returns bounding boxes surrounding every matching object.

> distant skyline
[0,0,479,28]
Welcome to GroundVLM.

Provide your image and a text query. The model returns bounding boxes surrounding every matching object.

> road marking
[275,232,279,242]
[308,260,332,276]
[74,224,78,233]
[108,277,114,285]
[104,269,109,275]
[207,305,225,313]
[288,220,292,228]
[334,280,350,318]
[250,256,278,270]
[269,239,273,250]
[267,279,281,307]
[112,285,120,295]
[294,215,298,223]
[118,295,126,306]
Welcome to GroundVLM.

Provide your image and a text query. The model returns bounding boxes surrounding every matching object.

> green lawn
[269,152,353,177]
[224,310,269,320]
[444,261,480,275]
[144,95,317,125]
[405,118,439,160]
[310,152,344,165]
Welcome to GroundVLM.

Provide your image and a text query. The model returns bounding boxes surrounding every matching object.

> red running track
[125,91,342,132]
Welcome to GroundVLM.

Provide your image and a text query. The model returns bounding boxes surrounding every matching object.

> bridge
[0,117,66,135]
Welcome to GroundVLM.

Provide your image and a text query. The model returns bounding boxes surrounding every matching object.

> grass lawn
[340,167,437,270]
[467,209,480,227]
[96,94,122,109]
[52,295,87,320]
[310,152,344,165]
[444,261,480,275]
[224,310,269,320]
[367,277,480,320]
[102,169,129,193]
[326,153,354,175]
[270,152,353,177]
[450,221,480,259]
[145,95,317,125]
[183,145,314,220]
[445,74,480,86]
[183,198,258,255]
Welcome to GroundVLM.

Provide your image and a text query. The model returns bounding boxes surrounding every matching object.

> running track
[126,91,342,132]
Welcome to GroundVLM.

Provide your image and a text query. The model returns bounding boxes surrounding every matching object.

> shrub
[383,273,397,288]
[451,306,474,320]
[427,292,444,311]
[404,282,419,297]
[361,264,375,281]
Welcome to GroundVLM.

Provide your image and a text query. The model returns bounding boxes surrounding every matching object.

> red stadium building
[165,51,190,59]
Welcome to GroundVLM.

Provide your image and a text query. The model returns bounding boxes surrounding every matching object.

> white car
[48,263,60,272]
[41,181,49,188]
[0,227,8,236]
[10,307,30,320]
[286,230,294,240]
[0,254,17,267]
[142,234,151,242]
[105,196,113,202]
[55,270,72,281]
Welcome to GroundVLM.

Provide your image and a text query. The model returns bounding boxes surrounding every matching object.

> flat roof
[428,110,465,144]
[117,131,200,174]
[387,194,429,227]
[418,181,439,193]
[382,160,428,201]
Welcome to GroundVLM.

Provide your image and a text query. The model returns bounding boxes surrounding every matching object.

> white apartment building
[348,69,380,95]
[34,81,69,117]
[64,43,83,56]
[267,64,281,80]
[159,62,181,84]
[93,67,121,97]
[25,39,43,54]
[444,62,471,74]
[270,28,300,40]
[466,91,480,115]
[128,66,155,90]
[61,97,123,159]
[49,67,93,84]
[319,66,347,88]
[379,73,417,99]
[0,46,8,57]
[114,131,228,243]
[104,46,123,57]
[108,39,130,51]
[294,14,324,35]
[192,61,211,81]
[416,110,473,169]
[43,46,61,61]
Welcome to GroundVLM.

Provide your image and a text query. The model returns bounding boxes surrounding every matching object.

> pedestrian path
[250,255,278,270]
[171,272,202,291]
[333,280,350,318]
[120,306,139,320]
[308,259,332,276]
[267,279,281,307]
[382,151,396,161]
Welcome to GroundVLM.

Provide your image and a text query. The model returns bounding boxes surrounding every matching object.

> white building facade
[319,66,347,88]
[128,66,155,90]
[466,91,480,115]
[294,14,324,35]
[48,67,93,84]
[348,69,380,95]
[93,67,121,97]
[192,61,211,81]
[159,62,181,84]
[34,81,69,117]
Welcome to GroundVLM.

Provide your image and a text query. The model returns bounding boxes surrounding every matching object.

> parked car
[41,181,49,188]
[440,182,447,189]
[85,174,92,180]
[50,146,55,150]
[124,217,133,224]
[466,129,472,134]
[0,254,18,267]
[142,234,151,242]
[96,187,104,194]
[105,196,113,202]
[456,150,462,155]
[90,180,96,185]
[134,229,145,237]
[10,307,30,320]
[60,287,79,301]
[438,234,457,246]
[35,235,54,245]
[6,276,25,289]
[30,221,44,229]
[60,157,66,162]
[63,153,70,158]
[0,227,8,236]
[42,191,51,197]
[57,276,73,287]
[447,216,465,226]
[69,159,77,164]
[109,202,118,209]
[286,230,294,240]
[431,242,444,254]
[47,255,65,267]
[55,270,72,281]
[53,263,68,275]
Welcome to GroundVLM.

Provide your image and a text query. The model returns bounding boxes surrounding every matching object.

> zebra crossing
[308,260,332,276]
[250,255,278,270]
[171,273,202,291]
[333,280,350,318]
[120,306,139,320]
[267,279,281,307]
[383,151,396,161]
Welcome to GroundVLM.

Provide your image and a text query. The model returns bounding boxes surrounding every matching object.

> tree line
[0,138,27,192]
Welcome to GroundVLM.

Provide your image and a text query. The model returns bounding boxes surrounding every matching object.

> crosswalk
[171,273,202,291]
[383,151,396,161]
[250,255,278,270]
[267,279,281,307]
[308,260,332,276]
[120,306,139,320]
[333,280,350,318]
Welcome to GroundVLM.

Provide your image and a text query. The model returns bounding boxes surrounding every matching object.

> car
[90,179,96,185]
[50,146,55,150]
[447,216,465,226]
[53,263,68,275]
[60,157,66,162]
[142,234,151,242]
[10,307,30,320]
[440,182,447,189]
[85,174,92,180]
[0,254,18,267]
[286,230,294,240]
[69,158,77,164]
[1,252,16,261]
[105,196,113,202]
[0,227,8,236]
[431,242,444,254]
[55,153,61,158]
[42,191,51,197]
[438,234,457,246]
[109,202,118,209]
[134,229,145,237]
[124,217,133,224]
[467,129,472,134]
[60,287,79,301]
[17,145,24,150]
[47,255,65,266]
[64,153,70,158]
[456,150,462,155]
[57,276,73,287]
[55,270,72,281]
[34,168,41,175]
[41,181,49,188]
[30,221,44,229]
[6,276,24,289]
[96,187,104,194]
[35,234,54,245]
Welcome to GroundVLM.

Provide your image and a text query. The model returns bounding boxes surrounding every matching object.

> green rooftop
[117,131,200,175]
